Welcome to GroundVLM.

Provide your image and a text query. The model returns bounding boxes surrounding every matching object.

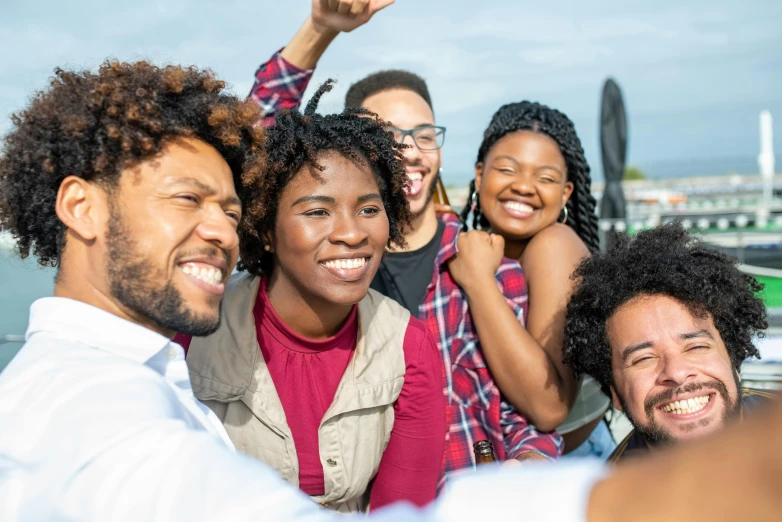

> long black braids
[237,79,412,276]
[461,101,600,253]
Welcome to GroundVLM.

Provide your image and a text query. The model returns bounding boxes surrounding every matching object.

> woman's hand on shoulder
[448,230,505,292]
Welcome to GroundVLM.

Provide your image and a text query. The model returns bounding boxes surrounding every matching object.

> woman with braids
[450,101,614,458]
[175,81,445,512]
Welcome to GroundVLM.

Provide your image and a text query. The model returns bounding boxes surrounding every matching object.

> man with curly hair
[563,223,775,462]
[0,60,357,521]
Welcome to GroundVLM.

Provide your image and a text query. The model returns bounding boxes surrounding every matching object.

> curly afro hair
[345,70,433,113]
[462,101,600,254]
[237,79,411,276]
[563,222,767,397]
[0,60,266,268]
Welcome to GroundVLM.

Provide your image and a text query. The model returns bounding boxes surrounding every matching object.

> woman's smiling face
[269,151,390,307]
[476,130,573,242]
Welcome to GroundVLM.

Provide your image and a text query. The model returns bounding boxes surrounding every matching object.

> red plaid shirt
[425,215,562,475]
[248,50,563,474]
[249,49,314,127]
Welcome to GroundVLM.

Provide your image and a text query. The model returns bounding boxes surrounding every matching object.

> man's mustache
[644,380,729,416]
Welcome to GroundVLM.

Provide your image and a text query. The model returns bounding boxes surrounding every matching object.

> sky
[1,0,780,184]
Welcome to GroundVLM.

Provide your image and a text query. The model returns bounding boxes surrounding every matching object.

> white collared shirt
[0,298,605,522]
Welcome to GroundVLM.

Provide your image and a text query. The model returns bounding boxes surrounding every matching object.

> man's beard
[619,375,743,447]
[410,169,440,220]
[105,204,223,337]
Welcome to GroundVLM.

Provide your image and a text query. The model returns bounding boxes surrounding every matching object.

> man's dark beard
[411,170,440,220]
[105,203,223,337]
[619,375,743,447]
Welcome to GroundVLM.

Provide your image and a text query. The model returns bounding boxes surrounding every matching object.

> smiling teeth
[661,395,711,415]
[323,258,367,270]
[502,201,533,213]
[406,173,423,181]
[181,264,223,286]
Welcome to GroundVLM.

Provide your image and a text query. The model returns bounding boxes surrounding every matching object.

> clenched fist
[448,230,506,292]
[312,0,395,33]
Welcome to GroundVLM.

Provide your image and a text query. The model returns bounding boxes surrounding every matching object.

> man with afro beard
[563,223,775,462]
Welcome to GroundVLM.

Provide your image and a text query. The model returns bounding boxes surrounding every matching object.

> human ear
[474,163,484,193]
[55,176,106,242]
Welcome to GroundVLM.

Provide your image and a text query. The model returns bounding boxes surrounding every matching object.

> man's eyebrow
[680,329,713,341]
[292,195,336,206]
[357,193,382,203]
[621,341,653,361]
[164,177,241,207]
[165,177,214,194]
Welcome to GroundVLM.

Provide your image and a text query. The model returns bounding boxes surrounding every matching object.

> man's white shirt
[0,297,605,522]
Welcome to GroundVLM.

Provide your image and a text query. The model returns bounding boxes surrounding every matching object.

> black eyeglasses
[386,125,446,151]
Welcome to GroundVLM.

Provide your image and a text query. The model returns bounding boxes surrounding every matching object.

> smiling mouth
[321,257,368,270]
[501,200,535,215]
[319,256,371,282]
[659,393,713,415]
[405,172,424,197]
[179,262,224,288]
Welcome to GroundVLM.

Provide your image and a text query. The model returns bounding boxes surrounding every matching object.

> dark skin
[449,130,584,432]
[266,151,390,339]
[54,137,241,338]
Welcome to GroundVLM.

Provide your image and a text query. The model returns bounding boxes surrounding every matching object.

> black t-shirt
[370,220,446,316]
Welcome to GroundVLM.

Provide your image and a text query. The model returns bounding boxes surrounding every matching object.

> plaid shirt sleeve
[494,260,529,325]
[248,48,314,127]
[500,400,563,460]
[495,259,563,460]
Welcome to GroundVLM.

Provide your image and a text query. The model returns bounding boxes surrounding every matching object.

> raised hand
[312,0,395,33]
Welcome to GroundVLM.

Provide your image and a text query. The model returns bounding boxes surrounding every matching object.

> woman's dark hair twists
[563,222,766,397]
[0,60,266,267]
[461,101,600,253]
[238,79,411,276]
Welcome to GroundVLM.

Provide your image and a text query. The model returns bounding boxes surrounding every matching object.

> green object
[623,166,646,181]
[756,275,782,308]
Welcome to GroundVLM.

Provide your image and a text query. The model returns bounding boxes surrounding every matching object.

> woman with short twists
[450,101,612,458]
[176,80,445,512]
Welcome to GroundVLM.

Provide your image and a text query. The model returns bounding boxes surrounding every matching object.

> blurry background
[2,0,782,383]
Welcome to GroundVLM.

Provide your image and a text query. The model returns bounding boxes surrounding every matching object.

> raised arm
[249,0,394,125]
[448,226,585,432]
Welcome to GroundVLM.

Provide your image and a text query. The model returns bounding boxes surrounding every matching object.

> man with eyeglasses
[246,0,563,477]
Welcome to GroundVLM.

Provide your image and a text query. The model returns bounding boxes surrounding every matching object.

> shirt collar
[434,213,464,268]
[26,297,172,364]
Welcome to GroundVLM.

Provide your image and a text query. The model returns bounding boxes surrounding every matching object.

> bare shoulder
[522,224,590,270]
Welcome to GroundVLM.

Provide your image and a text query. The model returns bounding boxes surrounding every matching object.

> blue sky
[1,0,780,183]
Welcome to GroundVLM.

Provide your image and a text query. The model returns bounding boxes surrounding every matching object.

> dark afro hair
[563,222,766,397]
[345,70,433,113]
[237,79,412,276]
[0,60,266,268]
[461,101,599,254]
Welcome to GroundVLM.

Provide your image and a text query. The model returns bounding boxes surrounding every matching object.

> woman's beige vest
[187,273,409,512]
